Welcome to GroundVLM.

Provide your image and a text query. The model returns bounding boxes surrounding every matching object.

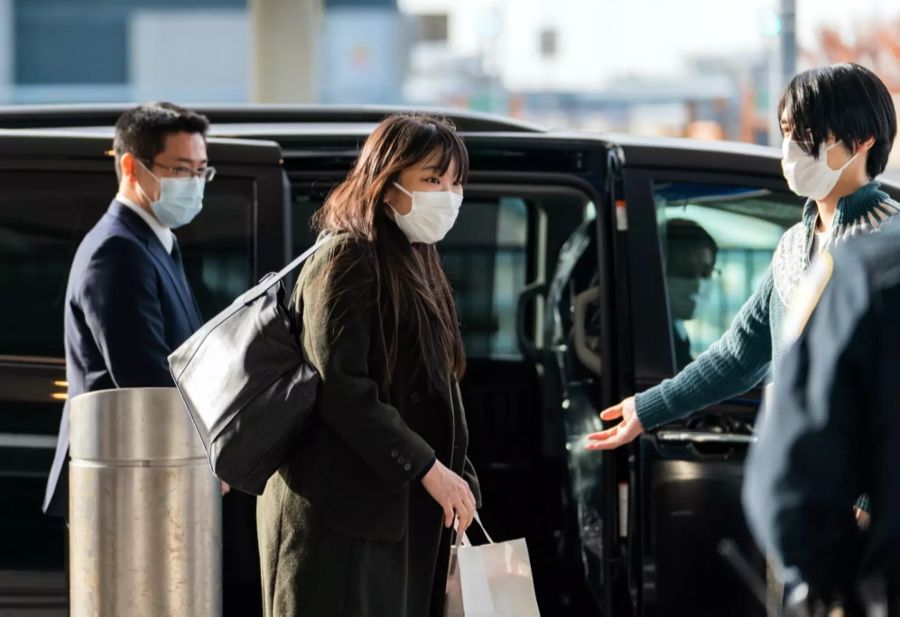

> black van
[1,106,897,616]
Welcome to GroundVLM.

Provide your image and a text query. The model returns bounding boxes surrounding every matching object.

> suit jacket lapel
[146,240,203,331]
[170,240,204,330]
[108,201,202,331]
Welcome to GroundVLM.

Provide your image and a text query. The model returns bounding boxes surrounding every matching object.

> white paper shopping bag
[445,541,464,617]
[450,514,541,617]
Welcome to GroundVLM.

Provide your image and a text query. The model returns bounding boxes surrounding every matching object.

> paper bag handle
[454,512,494,548]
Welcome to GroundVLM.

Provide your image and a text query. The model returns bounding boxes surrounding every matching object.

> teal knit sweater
[635,182,900,430]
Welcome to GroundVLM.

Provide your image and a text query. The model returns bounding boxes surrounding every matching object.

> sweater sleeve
[634,266,776,430]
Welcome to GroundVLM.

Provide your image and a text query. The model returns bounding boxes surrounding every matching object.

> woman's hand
[854,506,871,530]
[585,396,645,450]
[421,459,477,532]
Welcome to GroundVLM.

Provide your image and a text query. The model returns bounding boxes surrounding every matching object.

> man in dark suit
[43,102,213,518]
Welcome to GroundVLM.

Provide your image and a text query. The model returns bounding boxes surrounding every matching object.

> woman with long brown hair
[256,114,480,617]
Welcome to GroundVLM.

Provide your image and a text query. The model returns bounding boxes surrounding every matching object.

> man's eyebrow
[173,157,208,165]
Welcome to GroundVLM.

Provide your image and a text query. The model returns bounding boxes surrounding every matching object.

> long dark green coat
[257,233,480,617]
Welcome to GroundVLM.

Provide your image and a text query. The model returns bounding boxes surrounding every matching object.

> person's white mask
[389,182,463,244]
[150,177,205,229]
[666,275,713,321]
[781,138,858,201]
[137,160,205,229]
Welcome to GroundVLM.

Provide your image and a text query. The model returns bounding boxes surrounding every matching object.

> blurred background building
[0,0,897,177]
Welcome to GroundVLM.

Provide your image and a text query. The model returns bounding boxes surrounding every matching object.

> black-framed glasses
[669,263,721,280]
[144,159,216,183]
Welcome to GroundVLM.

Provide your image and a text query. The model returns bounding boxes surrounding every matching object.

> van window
[443,196,529,359]
[178,177,255,318]
[0,171,255,358]
[0,171,109,358]
[654,182,798,369]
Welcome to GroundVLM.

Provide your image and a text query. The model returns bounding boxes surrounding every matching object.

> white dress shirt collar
[115,194,175,254]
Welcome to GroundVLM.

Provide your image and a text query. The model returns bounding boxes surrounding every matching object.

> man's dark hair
[777,63,897,179]
[666,218,718,265]
[113,102,209,177]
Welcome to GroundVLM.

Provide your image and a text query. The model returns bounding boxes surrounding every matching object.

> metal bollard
[69,387,222,617]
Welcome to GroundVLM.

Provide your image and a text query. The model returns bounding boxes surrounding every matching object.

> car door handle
[655,430,757,445]
[573,286,602,376]
[516,281,547,362]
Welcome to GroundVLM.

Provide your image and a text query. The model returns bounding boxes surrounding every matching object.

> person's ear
[858,136,876,153]
[120,152,136,182]
[383,183,397,208]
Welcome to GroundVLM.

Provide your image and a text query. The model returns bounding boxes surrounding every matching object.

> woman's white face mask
[781,138,858,201]
[389,182,463,244]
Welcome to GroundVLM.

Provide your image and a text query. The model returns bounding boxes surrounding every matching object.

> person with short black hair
[43,102,215,517]
[778,63,897,185]
[112,102,210,183]
[665,218,719,370]
[587,63,898,458]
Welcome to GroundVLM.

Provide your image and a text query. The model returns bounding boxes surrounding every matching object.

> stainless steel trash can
[69,387,221,617]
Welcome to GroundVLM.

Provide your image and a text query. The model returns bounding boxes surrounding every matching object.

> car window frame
[623,167,801,403]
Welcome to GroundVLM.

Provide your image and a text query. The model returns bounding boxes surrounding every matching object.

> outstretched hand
[585,396,645,450]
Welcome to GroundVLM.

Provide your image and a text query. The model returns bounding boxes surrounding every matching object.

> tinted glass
[0,171,110,358]
[0,172,255,358]
[654,181,798,368]
[443,197,529,359]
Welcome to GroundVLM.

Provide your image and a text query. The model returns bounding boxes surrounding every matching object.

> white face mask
[390,182,463,244]
[781,138,858,201]
[667,276,712,320]
[150,177,205,229]
[137,161,205,229]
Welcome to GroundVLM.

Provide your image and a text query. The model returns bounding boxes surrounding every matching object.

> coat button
[397,456,406,464]
[404,463,412,472]
[410,393,422,404]
[390,450,398,458]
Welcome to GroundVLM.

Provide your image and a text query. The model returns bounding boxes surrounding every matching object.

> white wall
[400,0,774,92]
[130,9,250,103]
[0,0,13,104]
[318,7,406,104]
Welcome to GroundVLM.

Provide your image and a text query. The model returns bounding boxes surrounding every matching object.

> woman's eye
[425,177,440,184]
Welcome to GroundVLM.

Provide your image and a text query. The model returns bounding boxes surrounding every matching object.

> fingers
[465,487,477,516]
[443,504,455,528]
[448,481,477,532]
[586,424,620,442]
[428,465,478,530]
[454,495,474,532]
[585,419,637,450]
[599,404,623,421]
